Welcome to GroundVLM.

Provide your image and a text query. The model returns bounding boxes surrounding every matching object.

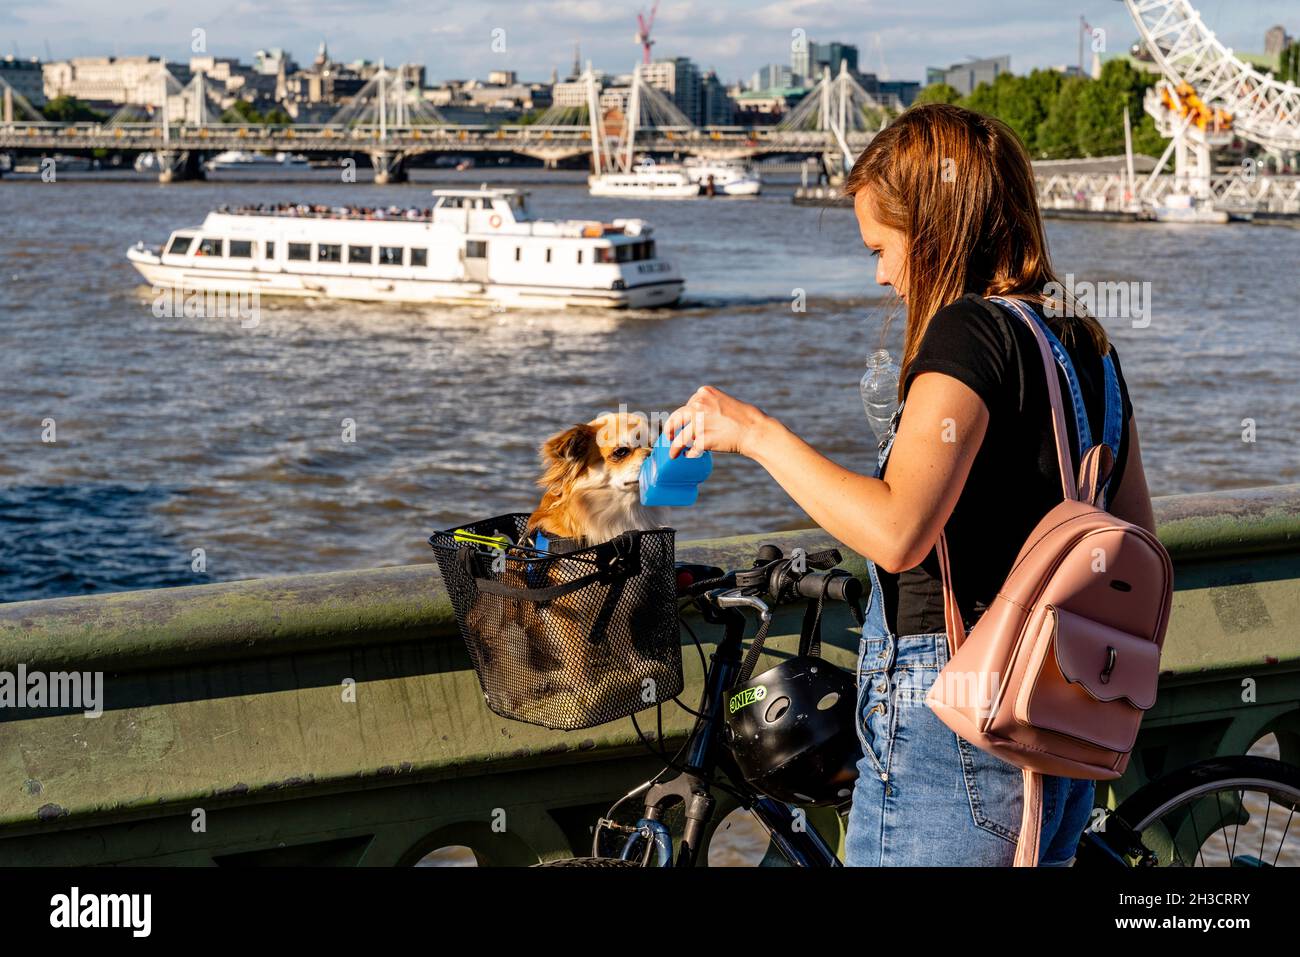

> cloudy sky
[6,0,1296,85]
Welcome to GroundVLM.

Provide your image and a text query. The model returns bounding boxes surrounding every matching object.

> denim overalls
[842,299,1119,867]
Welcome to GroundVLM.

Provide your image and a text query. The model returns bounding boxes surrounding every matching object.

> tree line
[911,59,1170,159]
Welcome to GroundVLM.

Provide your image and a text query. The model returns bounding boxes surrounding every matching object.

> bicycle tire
[1112,755,1300,866]
[534,857,645,868]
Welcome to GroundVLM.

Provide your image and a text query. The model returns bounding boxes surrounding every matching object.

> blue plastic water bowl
[639,432,713,507]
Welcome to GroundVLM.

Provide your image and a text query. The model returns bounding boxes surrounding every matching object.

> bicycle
[535,542,1300,868]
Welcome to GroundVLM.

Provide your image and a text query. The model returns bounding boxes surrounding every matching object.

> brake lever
[710,588,772,623]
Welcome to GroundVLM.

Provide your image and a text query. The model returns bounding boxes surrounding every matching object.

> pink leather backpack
[924,296,1174,866]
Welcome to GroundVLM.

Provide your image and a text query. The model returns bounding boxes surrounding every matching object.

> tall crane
[635,2,659,65]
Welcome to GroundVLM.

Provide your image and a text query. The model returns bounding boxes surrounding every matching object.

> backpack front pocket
[1014,605,1159,753]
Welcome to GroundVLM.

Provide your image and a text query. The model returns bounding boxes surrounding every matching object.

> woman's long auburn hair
[843,103,1109,399]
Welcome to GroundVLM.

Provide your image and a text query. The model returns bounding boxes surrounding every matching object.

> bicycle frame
[617,595,841,867]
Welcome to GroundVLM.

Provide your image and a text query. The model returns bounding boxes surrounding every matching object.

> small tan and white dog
[525,410,665,546]
[472,411,669,724]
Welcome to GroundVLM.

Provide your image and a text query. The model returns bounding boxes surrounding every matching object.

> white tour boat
[205,150,311,172]
[683,157,762,196]
[583,64,705,200]
[588,161,700,199]
[1151,192,1229,224]
[126,186,685,309]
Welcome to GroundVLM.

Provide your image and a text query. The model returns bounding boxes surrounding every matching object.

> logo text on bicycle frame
[729,685,767,714]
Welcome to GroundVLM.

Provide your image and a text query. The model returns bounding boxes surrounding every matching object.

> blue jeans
[841,562,1096,866]
[851,407,1096,865]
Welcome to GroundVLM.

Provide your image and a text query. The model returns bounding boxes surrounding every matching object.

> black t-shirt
[877,293,1134,637]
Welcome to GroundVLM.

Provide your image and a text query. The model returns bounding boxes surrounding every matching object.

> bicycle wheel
[1111,756,1300,867]
[534,857,645,867]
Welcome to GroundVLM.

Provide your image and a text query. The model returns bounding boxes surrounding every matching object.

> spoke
[1269,801,1296,868]
[1227,789,1241,863]
[1260,795,1272,865]
[1215,790,1231,865]
[1189,797,1205,867]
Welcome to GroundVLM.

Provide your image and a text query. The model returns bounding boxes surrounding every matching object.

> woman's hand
[663,385,771,459]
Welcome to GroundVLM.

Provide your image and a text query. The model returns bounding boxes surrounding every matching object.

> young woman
[662,103,1156,866]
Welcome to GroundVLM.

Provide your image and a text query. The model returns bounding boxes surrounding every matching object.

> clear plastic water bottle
[860,349,901,442]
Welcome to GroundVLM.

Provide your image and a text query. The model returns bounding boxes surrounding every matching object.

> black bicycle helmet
[724,655,861,808]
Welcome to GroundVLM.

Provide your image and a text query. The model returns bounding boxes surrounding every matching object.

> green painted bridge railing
[1,485,1298,865]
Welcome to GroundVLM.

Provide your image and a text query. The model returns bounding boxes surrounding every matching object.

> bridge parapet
[0,484,1296,865]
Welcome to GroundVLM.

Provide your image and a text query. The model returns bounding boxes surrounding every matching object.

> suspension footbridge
[0,59,877,183]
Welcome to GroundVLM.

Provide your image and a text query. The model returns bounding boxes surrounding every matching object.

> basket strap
[739,575,866,682]
[738,615,775,684]
[455,534,640,603]
[799,572,865,659]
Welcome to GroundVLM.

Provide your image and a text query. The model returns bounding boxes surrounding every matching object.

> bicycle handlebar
[675,543,864,612]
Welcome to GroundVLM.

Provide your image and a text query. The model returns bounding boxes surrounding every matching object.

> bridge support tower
[156,150,206,184]
[370,150,408,185]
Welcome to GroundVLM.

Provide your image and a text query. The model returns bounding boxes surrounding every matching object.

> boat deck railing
[214,203,438,223]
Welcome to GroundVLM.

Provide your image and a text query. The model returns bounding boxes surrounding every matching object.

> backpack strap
[989,295,1081,500]
[1000,296,1125,506]
[935,296,1080,654]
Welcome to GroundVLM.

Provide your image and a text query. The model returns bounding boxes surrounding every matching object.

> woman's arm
[664,373,989,574]
[1107,416,1157,534]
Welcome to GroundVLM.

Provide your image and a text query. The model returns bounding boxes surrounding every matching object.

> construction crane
[635,2,659,65]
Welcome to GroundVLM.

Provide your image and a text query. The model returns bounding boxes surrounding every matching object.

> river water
[4,167,1298,867]
[3,167,1297,602]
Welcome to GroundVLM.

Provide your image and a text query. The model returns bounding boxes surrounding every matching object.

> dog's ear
[540,424,595,466]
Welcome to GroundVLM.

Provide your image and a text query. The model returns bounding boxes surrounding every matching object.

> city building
[0,55,46,108]
[809,41,858,78]
[751,63,794,91]
[282,43,365,106]
[253,48,297,76]
[701,70,734,125]
[876,79,919,109]
[1265,25,1293,58]
[43,56,192,106]
[926,55,1011,96]
[643,57,702,124]
[790,40,861,85]
[732,86,806,123]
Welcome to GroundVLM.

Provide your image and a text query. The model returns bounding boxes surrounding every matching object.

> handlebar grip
[794,570,863,604]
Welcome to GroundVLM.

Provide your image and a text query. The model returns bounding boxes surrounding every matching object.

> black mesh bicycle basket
[429,513,683,731]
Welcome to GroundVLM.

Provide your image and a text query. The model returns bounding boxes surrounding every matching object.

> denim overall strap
[861,400,904,647]
[1098,354,1124,508]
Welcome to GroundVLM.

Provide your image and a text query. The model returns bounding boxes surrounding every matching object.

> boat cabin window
[228,240,253,258]
[620,241,656,263]
[514,247,521,262]
[596,246,615,264]
[196,237,224,257]
[508,194,528,219]
[545,249,552,263]
[317,244,342,263]
[264,241,275,259]
[288,242,312,261]
[466,241,487,259]
[378,246,402,266]
[410,248,428,267]
[577,250,583,264]
[166,234,195,256]
[348,245,373,264]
